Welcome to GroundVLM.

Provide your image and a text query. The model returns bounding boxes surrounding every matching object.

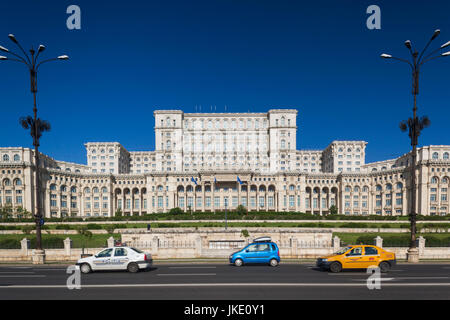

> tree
[329,205,338,215]
[235,205,248,215]
[76,225,93,254]
[169,207,184,215]
[115,208,123,217]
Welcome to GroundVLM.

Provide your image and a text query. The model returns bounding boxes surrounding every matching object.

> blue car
[229,237,280,267]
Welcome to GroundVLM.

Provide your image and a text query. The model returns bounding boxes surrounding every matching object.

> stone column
[291,238,298,258]
[374,236,383,248]
[107,236,115,248]
[64,237,72,257]
[20,238,30,256]
[195,236,202,258]
[417,236,426,256]
[333,236,341,252]
[152,236,159,257]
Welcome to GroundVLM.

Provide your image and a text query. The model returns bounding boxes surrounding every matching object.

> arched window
[84,187,90,194]
[13,154,20,162]
[71,186,77,193]
[93,187,99,193]
[281,117,285,126]
[444,152,449,160]
[396,182,403,190]
[376,185,382,192]
[289,185,295,191]
[2,154,9,162]
[431,177,439,184]
[432,152,439,159]
[101,187,108,193]
[362,186,369,192]
[60,185,67,192]
[50,184,57,191]
[386,184,392,191]
[442,177,449,184]
[354,186,360,192]
[3,178,11,186]
[281,140,286,149]
[157,185,163,192]
[14,179,22,186]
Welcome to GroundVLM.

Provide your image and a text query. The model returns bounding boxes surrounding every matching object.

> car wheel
[269,259,279,267]
[379,261,390,273]
[234,259,243,267]
[80,263,91,274]
[127,262,139,273]
[329,262,342,273]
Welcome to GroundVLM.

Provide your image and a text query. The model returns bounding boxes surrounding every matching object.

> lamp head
[38,45,45,53]
[405,40,412,49]
[0,45,9,52]
[57,55,69,60]
[8,34,18,44]
[441,41,450,49]
[380,53,392,59]
[431,29,441,40]
[0,56,7,60]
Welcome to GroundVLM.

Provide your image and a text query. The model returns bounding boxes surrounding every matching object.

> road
[0,263,449,300]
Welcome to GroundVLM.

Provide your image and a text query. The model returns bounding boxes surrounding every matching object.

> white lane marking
[33,269,67,271]
[168,267,217,269]
[353,278,395,281]
[0,275,46,278]
[1,282,450,289]
[157,273,217,276]
[327,273,370,276]
[0,272,35,274]
[394,277,450,280]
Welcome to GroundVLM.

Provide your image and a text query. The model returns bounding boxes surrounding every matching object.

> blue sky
[0,0,449,165]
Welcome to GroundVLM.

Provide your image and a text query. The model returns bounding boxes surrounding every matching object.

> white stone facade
[0,109,449,217]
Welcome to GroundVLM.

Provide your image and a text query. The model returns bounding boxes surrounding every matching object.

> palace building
[0,109,449,218]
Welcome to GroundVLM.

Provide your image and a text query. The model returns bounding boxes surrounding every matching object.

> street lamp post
[0,34,68,263]
[381,29,450,263]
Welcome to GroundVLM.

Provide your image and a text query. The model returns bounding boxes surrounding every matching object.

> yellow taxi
[316,245,396,273]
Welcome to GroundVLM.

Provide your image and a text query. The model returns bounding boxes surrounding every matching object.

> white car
[76,246,152,273]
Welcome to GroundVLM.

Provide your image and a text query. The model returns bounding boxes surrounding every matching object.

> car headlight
[322,259,328,262]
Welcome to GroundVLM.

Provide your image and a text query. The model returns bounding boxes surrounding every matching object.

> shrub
[86,223,102,230]
[0,238,21,249]
[169,207,184,215]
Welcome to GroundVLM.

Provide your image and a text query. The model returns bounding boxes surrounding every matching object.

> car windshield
[334,246,352,255]
[130,247,143,254]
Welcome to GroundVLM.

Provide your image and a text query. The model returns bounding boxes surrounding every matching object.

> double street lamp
[0,34,68,259]
[381,29,450,262]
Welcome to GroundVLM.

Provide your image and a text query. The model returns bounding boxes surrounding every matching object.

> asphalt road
[0,263,449,300]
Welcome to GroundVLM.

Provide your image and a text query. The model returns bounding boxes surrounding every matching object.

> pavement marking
[33,268,67,271]
[0,275,46,278]
[168,266,217,269]
[157,273,217,276]
[0,272,35,274]
[2,282,450,289]
[394,277,450,280]
[327,273,370,276]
